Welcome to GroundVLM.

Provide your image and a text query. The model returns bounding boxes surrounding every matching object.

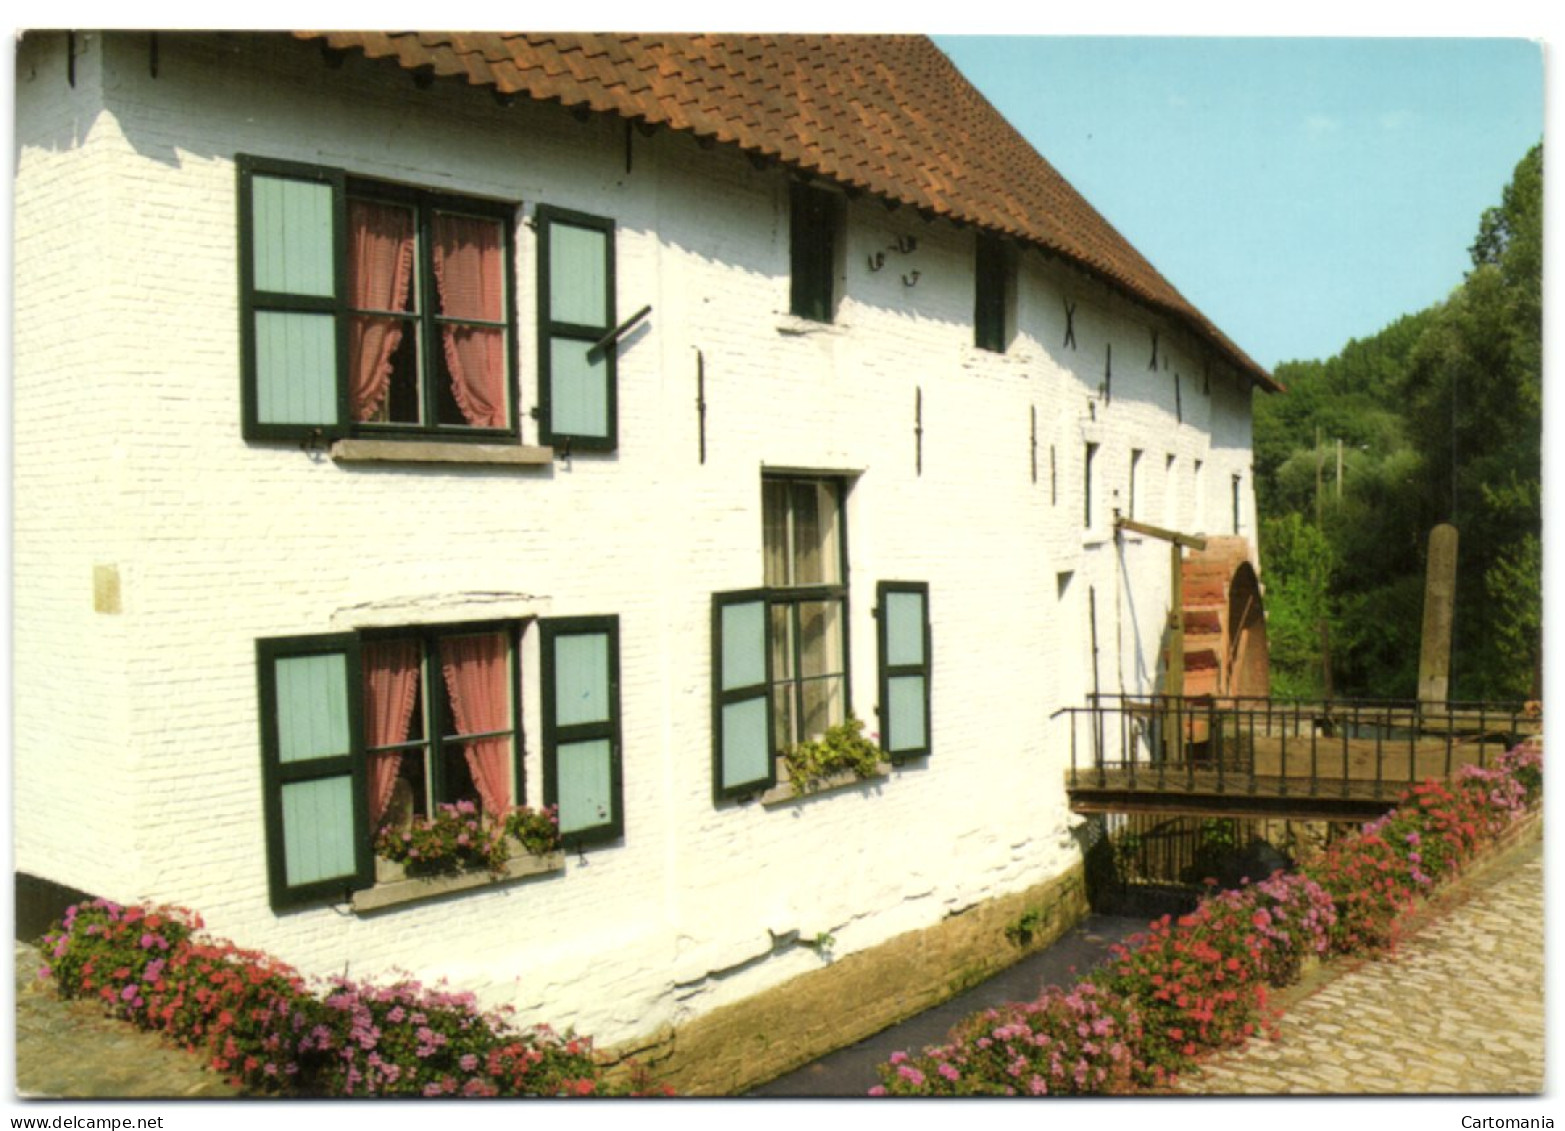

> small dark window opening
[790,183,841,323]
[974,234,1011,352]
[1084,442,1099,529]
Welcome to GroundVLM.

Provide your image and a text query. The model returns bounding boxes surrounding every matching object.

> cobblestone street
[1179,828,1544,1095]
[12,943,238,1099]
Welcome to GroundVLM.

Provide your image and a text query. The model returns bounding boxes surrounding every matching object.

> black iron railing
[1059,694,1538,805]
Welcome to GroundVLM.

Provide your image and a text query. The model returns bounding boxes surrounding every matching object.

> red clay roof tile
[290,31,1275,390]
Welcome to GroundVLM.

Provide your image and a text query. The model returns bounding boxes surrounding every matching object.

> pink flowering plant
[873,982,1141,1096]
[375,801,510,877]
[39,899,671,1097]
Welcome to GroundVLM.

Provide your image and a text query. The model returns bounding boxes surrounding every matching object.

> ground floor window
[257,615,620,909]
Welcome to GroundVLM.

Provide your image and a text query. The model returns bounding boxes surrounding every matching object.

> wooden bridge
[1062,695,1540,822]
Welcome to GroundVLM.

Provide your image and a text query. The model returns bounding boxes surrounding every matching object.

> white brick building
[13,31,1273,1080]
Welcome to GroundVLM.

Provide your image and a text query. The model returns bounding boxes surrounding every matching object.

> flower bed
[39,900,668,1097]
[873,740,1541,1096]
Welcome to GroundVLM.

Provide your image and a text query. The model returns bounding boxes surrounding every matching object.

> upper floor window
[974,233,1014,353]
[238,156,517,444]
[789,183,843,323]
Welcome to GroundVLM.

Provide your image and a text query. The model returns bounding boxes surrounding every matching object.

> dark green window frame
[540,616,624,847]
[535,206,618,452]
[237,154,519,444]
[789,182,842,323]
[974,233,1011,353]
[711,589,777,801]
[876,581,932,761]
[257,621,524,912]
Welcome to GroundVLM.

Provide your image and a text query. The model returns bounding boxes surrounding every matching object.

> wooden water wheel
[1179,536,1270,700]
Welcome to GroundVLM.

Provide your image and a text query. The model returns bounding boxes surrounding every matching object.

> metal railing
[1060,693,1538,804]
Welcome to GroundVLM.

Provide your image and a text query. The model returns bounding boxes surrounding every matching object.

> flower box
[760,762,891,807]
[354,849,565,914]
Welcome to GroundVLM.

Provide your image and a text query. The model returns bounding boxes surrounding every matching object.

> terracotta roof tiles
[292,31,1276,390]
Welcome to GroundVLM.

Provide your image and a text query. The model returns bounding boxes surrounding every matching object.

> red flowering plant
[1092,900,1272,1085]
[375,800,510,877]
[39,899,200,1023]
[871,982,1142,1096]
[157,939,314,1093]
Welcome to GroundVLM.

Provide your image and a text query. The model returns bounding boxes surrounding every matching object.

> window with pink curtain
[439,632,514,817]
[432,214,508,429]
[363,639,423,825]
[347,201,417,423]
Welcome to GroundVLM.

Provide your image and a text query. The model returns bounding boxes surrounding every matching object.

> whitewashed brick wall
[13,31,1264,1045]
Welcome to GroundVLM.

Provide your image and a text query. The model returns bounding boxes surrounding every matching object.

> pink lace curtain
[347,201,416,422]
[363,640,422,825]
[432,214,507,428]
[440,633,513,816]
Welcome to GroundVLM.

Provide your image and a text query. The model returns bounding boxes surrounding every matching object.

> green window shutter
[541,616,623,845]
[712,590,776,801]
[537,207,617,451]
[877,582,932,760]
[238,156,347,442]
[257,634,370,909]
[789,183,837,323]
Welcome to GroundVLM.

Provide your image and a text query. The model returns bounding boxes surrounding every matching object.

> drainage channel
[748,912,1148,1098]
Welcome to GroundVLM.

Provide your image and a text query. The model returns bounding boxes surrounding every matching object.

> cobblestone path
[1178,830,1544,1095]
[13,942,239,1098]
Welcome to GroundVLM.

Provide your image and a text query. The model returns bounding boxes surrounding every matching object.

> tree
[1255,143,1541,701]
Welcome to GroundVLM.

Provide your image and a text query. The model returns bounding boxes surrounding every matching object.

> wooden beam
[1115,516,1207,551]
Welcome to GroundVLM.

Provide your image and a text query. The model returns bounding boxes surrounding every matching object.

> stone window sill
[351,851,565,914]
[331,438,554,467]
[759,763,892,808]
[775,314,848,337]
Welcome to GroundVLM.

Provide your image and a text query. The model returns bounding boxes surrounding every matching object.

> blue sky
[932,36,1543,371]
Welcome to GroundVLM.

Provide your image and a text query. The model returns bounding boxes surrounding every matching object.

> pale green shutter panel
[239,157,345,440]
[258,635,369,907]
[542,618,623,844]
[713,592,775,799]
[547,339,610,439]
[538,207,616,450]
[549,223,609,326]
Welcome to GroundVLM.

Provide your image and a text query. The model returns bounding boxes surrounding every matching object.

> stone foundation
[612,863,1089,1096]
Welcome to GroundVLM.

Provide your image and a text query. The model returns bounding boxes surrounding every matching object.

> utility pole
[1314,425,1324,526]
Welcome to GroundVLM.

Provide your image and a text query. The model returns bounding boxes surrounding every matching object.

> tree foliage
[1255,143,1541,700]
